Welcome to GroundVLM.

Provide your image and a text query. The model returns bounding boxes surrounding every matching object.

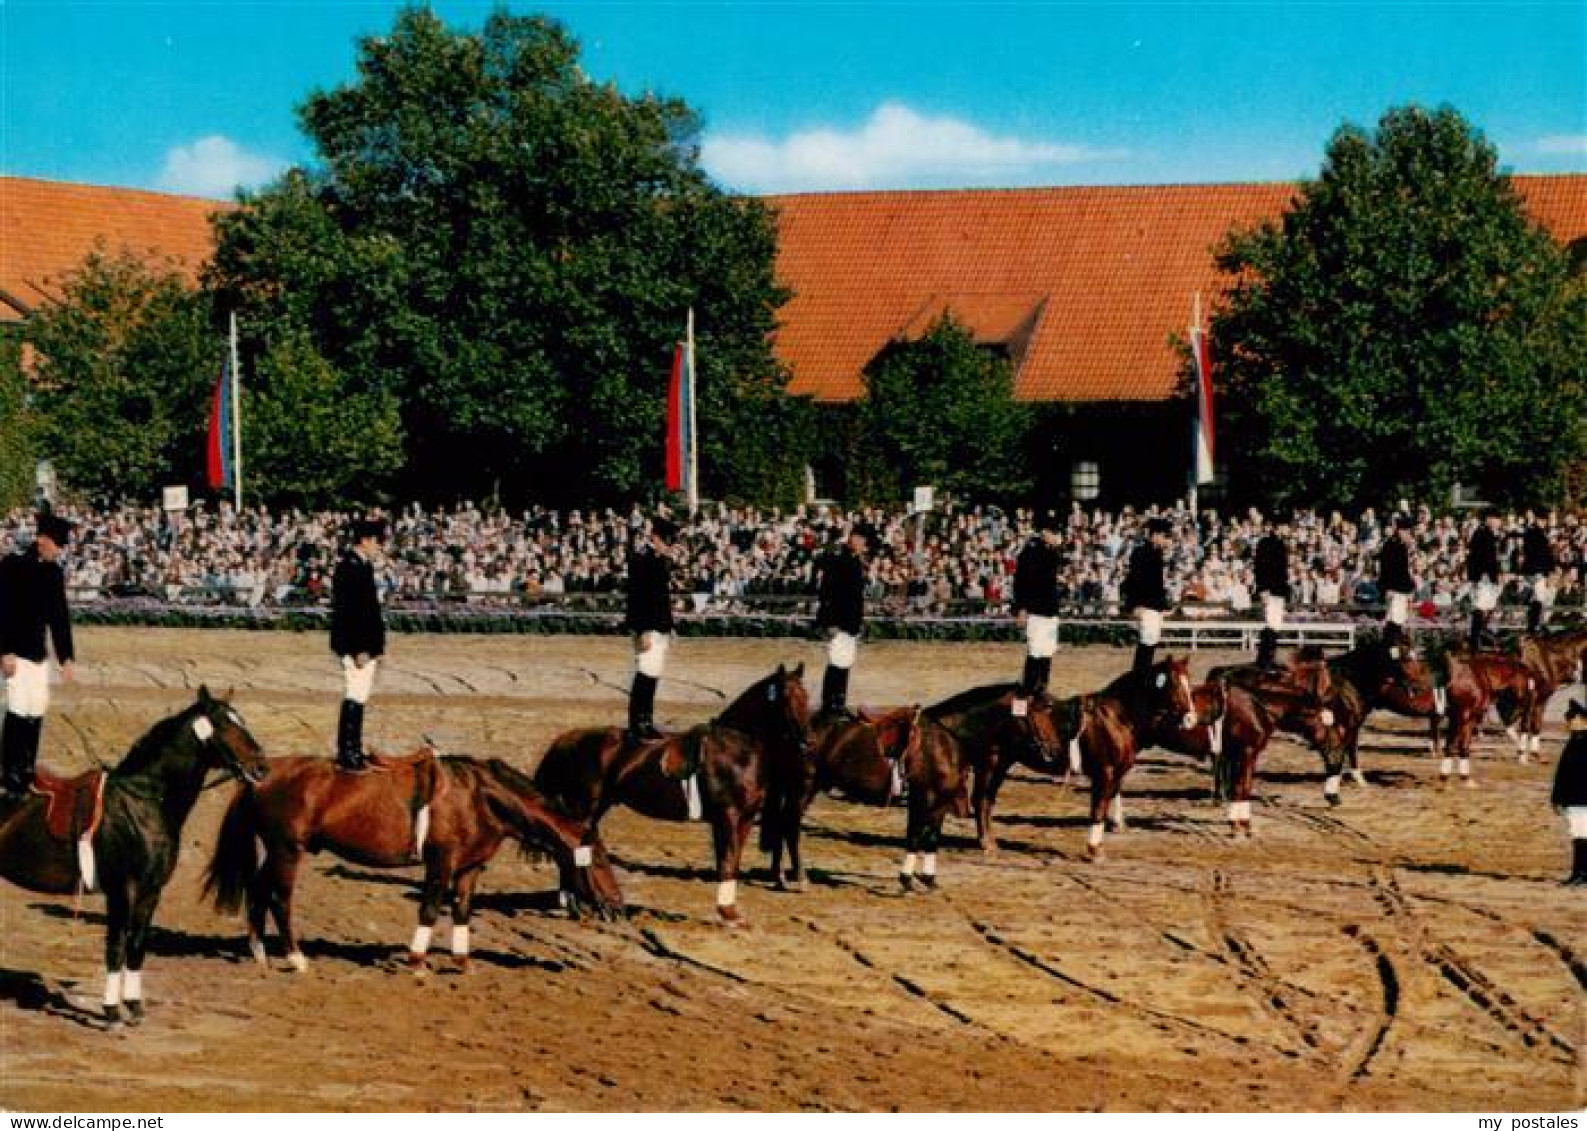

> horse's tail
[758,730,807,857]
[204,786,259,916]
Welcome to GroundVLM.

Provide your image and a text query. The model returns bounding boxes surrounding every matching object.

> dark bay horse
[1519,627,1587,761]
[206,750,623,972]
[533,664,811,924]
[763,706,975,892]
[0,688,267,1028]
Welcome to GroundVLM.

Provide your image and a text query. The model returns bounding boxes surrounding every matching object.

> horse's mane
[926,683,1017,721]
[716,668,802,732]
[112,703,200,778]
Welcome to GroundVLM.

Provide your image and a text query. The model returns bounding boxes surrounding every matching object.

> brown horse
[533,664,811,924]
[205,750,623,972]
[763,706,976,892]
[1209,657,1357,804]
[1,688,267,1027]
[1519,627,1587,761]
[1431,650,1540,785]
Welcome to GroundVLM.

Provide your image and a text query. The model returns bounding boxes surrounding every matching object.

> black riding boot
[1256,628,1279,669]
[1382,621,1403,655]
[628,674,661,742]
[1036,655,1053,697]
[1469,611,1488,651]
[335,700,368,772]
[821,665,852,719]
[1020,655,1043,697]
[1569,839,1587,886]
[1133,643,1155,676]
[1527,600,1544,635]
[1,713,36,798]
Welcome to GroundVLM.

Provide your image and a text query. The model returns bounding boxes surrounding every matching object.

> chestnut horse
[1430,650,1539,785]
[533,665,811,924]
[1518,627,1587,761]
[205,751,623,972]
[0,688,267,1028]
[1209,657,1356,804]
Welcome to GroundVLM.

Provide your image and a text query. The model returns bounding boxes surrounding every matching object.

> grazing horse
[1431,650,1539,785]
[0,688,267,1028]
[1208,658,1355,805]
[763,706,974,892]
[533,664,811,924]
[1518,627,1587,761]
[206,749,622,972]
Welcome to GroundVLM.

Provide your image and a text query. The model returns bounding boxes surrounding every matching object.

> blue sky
[3,1,1583,199]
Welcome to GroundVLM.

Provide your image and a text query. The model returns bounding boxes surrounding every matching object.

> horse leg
[263,847,308,972]
[1087,770,1115,861]
[709,812,747,926]
[916,811,942,891]
[409,852,451,970]
[900,795,923,891]
[120,885,162,1026]
[101,881,131,1029]
[1107,788,1126,833]
[449,866,484,972]
[975,761,1010,855]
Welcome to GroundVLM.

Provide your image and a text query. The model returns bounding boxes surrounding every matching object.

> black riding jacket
[1253,534,1290,599]
[1122,541,1169,612]
[0,547,73,664]
[1523,526,1556,576]
[1013,538,1062,617]
[330,550,386,658]
[816,548,866,635]
[1466,527,1502,584]
[1379,538,1415,595]
[625,543,674,634]
[1553,731,1587,808]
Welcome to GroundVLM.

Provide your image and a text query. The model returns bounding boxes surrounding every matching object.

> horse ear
[794,662,805,677]
[776,662,786,677]
[197,684,212,703]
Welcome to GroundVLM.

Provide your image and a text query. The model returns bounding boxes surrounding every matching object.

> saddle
[33,768,107,845]
[364,747,443,857]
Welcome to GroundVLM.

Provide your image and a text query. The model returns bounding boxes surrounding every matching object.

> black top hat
[35,512,72,546]
[1037,510,1063,533]
[1394,513,1415,531]
[849,523,876,545]
[1146,516,1173,536]
[650,514,680,542]
[351,517,387,543]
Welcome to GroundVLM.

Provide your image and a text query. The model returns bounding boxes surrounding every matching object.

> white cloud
[701,102,1126,193]
[1535,134,1587,156]
[154,135,286,199]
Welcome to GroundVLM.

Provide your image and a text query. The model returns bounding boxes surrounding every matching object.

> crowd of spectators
[5,499,1585,620]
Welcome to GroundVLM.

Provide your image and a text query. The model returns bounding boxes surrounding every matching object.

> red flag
[665,343,684,492]
[1191,318,1215,485]
[206,367,229,491]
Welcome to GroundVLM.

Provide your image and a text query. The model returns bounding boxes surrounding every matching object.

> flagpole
[686,307,699,517]
[1188,292,1202,518]
[229,311,243,511]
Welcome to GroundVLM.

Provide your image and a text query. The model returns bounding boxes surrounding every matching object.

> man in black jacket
[1466,510,1504,650]
[1522,516,1558,634]
[816,524,870,719]
[330,518,386,772]
[0,512,75,802]
[626,514,678,742]
[1379,514,1417,653]
[1123,516,1173,675]
[1013,513,1063,697]
[1252,518,1289,668]
[1552,700,1587,885]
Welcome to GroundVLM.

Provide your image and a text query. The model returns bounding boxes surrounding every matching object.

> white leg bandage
[921,853,938,877]
[287,951,308,973]
[1068,738,1082,775]
[1324,775,1342,798]
[1208,718,1224,756]
[1025,615,1059,659]
[683,773,703,821]
[635,632,670,679]
[1351,768,1367,787]
[410,925,433,956]
[77,837,97,892]
[1529,734,1542,755]
[1505,724,1523,753]
[1231,800,1252,823]
[341,656,378,704]
[1109,795,1124,826]
[102,970,123,1008]
[248,934,267,967]
[826,631,859,670]
[451,924,470,958]
[573,844,594,868]
[1440,756,1454,777]
[1458,757,1471,778]
[901,852,918,876]
[1087,823,1105,849]
[716,880,737,908]
[1138,608,1163,647]
[122,970,142,1002]
[3,657,50,717]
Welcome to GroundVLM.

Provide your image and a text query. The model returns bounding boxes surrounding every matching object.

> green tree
[855,313,1032,502]
[209,5,803,506]
[0,333,37,509]
[1209,105,1587,509]
[244,330,404,508]
[24,249,216,503]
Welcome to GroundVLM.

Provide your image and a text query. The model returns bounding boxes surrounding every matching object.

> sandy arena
[1,627,1582,1111]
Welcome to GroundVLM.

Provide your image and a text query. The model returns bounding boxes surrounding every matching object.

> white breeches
[1533,576,1556,607]
[827,631,858,670]
[1137,608,1163,647]
[1387,592,1410,626]
[1263,595,1286,632]
[635,632,671,679]
[1025,615,1059,659]
[1474,581,1500,612]
[3,658,50,718]
[341,656,378,704]
[1566,807,1587,838]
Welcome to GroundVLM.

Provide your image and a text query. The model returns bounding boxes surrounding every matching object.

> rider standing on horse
[1253,517,1290,669]
[1013,512,1063,697]
[1124,516,1173,675]
[0,512,74,803]
[331,517,386,773]
[1466,509,1504,650]
[1522,515,1558,634]
[626,513,678,743]
[816,523,870,720]
[1379,514,1417,653]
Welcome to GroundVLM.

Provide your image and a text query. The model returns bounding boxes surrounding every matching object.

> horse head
[720,663,812,756]
[869,706,924,767]
[1145,656,1200,732]
[192,686,269,785]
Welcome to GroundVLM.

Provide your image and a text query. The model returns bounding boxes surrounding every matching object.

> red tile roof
[0,176,227,321]
[768,175,1587,403]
